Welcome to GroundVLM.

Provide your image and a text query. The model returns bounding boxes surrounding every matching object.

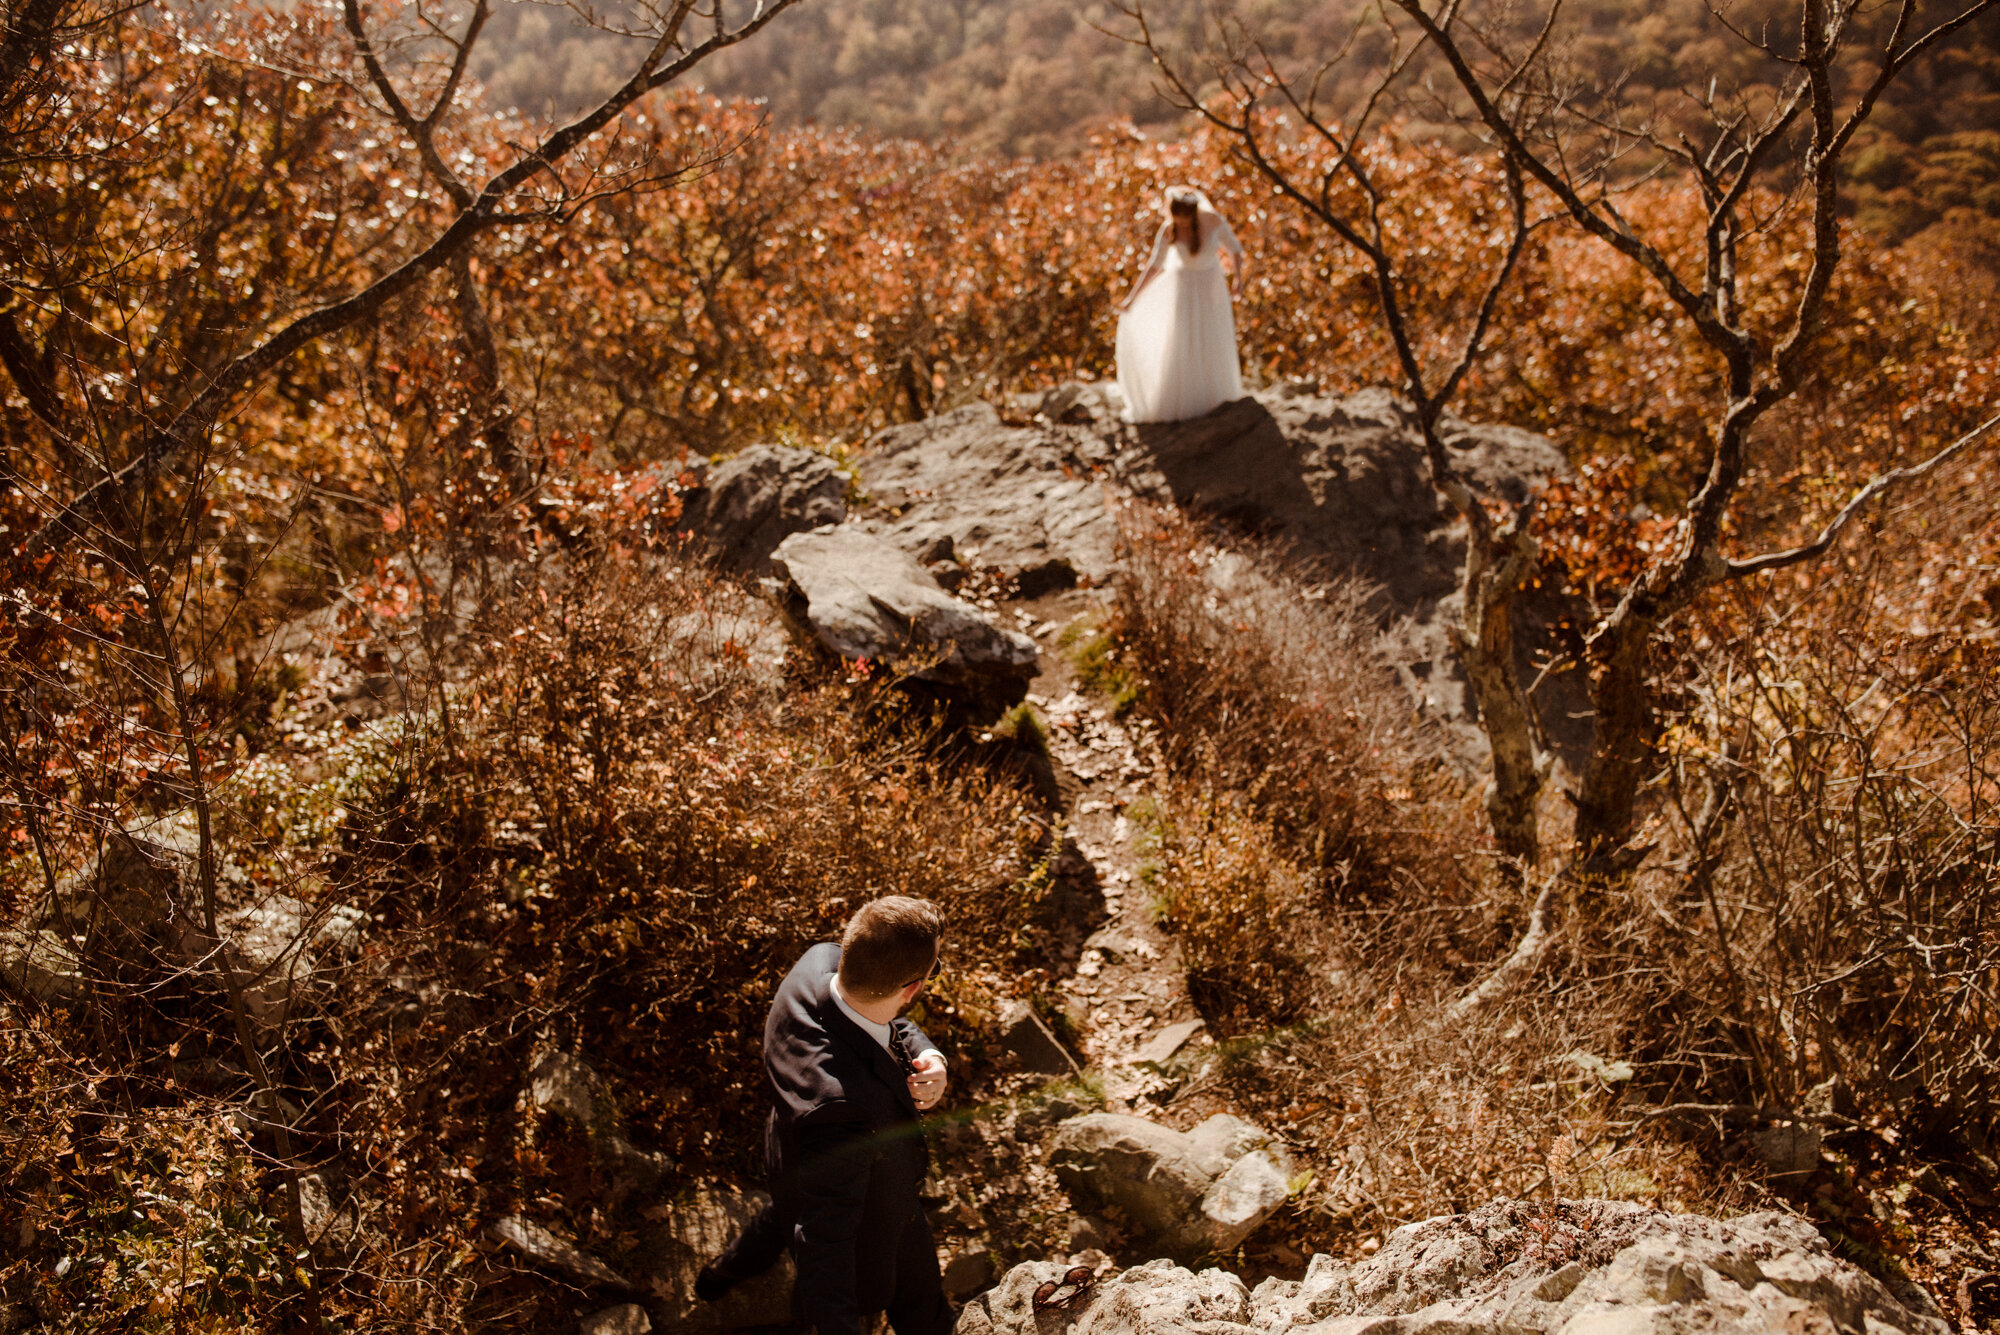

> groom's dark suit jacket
[764,942,937,1335]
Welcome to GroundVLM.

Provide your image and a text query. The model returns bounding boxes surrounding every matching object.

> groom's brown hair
[838,896,943,1001]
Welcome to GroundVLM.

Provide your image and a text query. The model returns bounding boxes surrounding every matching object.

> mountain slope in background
[467,0,2000,239]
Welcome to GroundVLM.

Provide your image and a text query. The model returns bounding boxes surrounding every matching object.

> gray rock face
[859,402,1124,584]
[771,528,1039,712]
[680,443,849,573]
[7,812,360,1026]
[1049,1113,1293,1257]
[960,1200,1950,1335]
[856,386,1561,606]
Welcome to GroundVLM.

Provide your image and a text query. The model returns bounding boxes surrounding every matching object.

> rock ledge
[958,1198,1946,1335]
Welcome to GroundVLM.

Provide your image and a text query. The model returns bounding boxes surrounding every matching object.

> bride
[1114,186,1247,423]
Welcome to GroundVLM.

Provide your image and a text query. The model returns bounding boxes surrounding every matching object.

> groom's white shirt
[829,973,945,1069]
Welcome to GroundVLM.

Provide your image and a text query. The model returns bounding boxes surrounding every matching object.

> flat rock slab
[772,527,1038,711]
[1134,1019,1203,1067]
[859,403,1123,584]
[488,1215,629,1289]
[959,1199,1951,1335]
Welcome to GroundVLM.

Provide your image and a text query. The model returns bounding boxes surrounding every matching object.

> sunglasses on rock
[1031,1266,1095,1312]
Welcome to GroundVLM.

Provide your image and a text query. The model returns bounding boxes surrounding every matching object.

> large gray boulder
[1048,1113,1292,1257]
[680,443,849,574]
[771,528,1039,712]
[957,1200,1950,1335]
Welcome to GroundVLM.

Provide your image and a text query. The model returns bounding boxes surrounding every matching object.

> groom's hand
[907,1052,947,1110]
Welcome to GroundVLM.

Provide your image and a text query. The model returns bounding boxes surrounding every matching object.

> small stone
[580,1304,652,1335]
[998,1001,1079,1077]
[1015,558,1079,598]
[943,1250,997,1300]
[1135,1019,1203,1068]
[1199,1152,1291,1251]
[1748,1121,1823,1179]
[486,1215,628,1289]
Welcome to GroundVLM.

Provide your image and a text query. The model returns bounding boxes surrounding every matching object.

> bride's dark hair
[1167,187,1202,254]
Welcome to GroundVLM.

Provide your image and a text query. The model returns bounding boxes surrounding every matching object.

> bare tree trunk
[1572,606,1659,879]
[448,250,533,497]
[1453,509,1542,865]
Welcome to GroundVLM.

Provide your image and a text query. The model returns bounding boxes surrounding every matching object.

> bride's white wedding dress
[1116,205,1245,423]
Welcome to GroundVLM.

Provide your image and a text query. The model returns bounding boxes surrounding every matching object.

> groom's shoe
[694,1261,735,1303]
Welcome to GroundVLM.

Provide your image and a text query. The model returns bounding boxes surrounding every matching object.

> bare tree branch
[19,0,798,562]
[1727,412,2000,578]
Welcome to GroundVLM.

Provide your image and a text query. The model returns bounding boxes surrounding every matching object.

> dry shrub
[1098,506,1713,1248]
[1641,588,2000,1150]
[0,1019,300,1331]
[0,543,1049,1330]
[1213,989,1727,1248]
[1107,505,1489,1028]
[1113,506,1460,870]
[262,542,1050,1324]
[453,547,1045,1155]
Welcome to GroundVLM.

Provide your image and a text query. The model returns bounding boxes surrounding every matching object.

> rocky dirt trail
[1005,589,1208,1102]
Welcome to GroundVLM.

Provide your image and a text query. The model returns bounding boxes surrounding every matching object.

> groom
[696,896,953,1335]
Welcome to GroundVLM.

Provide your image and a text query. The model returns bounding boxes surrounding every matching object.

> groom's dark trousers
[703,942,952,1335]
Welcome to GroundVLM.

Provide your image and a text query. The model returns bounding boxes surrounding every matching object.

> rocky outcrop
[670,383,1580,754]
[771,527,1039,713]
[678,443,849,574]
[1049,1112,1293,1257]
[850,384,1576,762]
[856,385,1561,603]
[958,1199,1949,1335]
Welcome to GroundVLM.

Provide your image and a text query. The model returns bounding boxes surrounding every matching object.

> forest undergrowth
[1090,500,2000,1320]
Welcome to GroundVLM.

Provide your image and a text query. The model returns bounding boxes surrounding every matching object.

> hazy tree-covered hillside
[469,0,2000,237]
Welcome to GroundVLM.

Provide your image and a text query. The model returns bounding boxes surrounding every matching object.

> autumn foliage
[5,0,2000,1329]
